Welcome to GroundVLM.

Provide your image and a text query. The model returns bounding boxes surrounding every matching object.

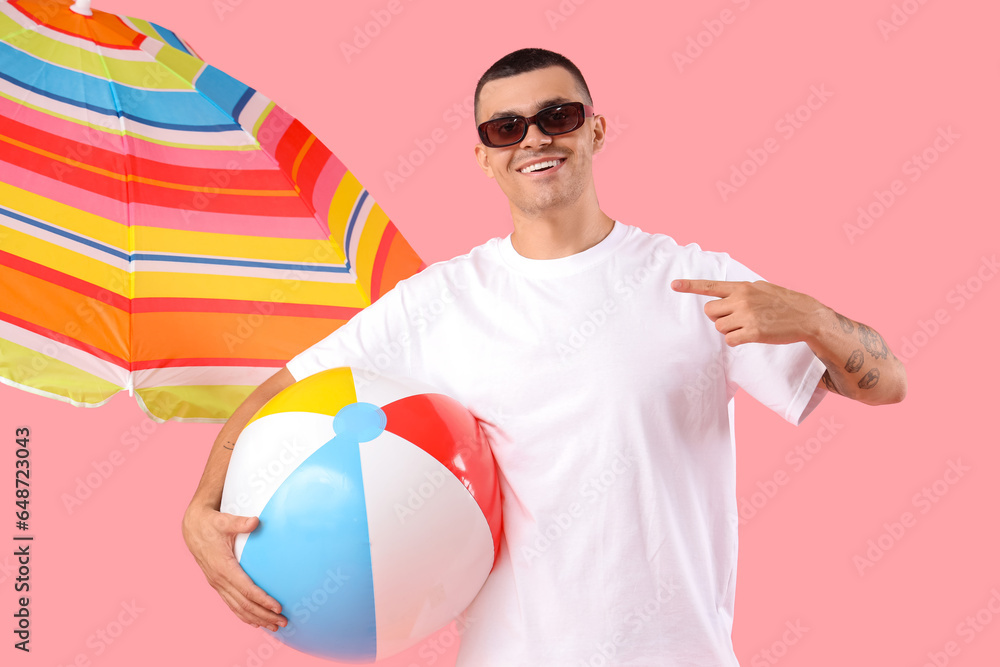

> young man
[183,48,906,665]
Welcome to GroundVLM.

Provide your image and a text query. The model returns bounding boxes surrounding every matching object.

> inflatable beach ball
[220,367,502,662]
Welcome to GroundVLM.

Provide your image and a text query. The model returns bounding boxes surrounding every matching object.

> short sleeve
[285,281,413,383]
[723,255,828,425]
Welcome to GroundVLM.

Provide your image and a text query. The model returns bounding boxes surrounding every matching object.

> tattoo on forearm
[821,370,845,396]
[858,323,889,360]
[223,440,235,451]
[845,349,864,373]
[858,368,880,389]
[835,312,855,334]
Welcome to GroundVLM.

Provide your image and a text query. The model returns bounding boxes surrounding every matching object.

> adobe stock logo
[852,459,971,577]
[917,588,1000,667]
[895,254,997,364]
[716,84,833,202]
[748,620,809,667]
[737,416,844,526]
[843,126,959,244]
[877,0,934,41]
[339,0,418,64]
[671,0,758,73]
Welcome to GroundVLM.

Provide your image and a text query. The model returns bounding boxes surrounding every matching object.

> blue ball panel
[240,428,378,661]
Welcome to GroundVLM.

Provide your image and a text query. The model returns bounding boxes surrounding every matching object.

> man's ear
[592,114,608,154]
[474,143,496,179]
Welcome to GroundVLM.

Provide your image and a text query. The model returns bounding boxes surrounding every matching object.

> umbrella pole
[70,0,93,17]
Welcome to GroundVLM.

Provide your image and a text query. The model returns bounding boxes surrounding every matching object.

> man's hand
[670,279,826,346]
[671,278,906,405]
[182,367,294,631]
[182,504,287,632]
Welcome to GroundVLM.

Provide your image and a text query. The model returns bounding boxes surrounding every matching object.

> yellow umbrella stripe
[136,272,371,308]
[101,52,193,91]
[125,17,172,45]
[0,339,123,402]
[5,225,355,296]
[150,40,204,84]
[353,203,392,298]
[1,227,128,295]
[0,13,190,90]
[327,171,366,241]
[4,225,366,306]
[135,227,348,265]
[1,181,128,250]
[136,385,256,423]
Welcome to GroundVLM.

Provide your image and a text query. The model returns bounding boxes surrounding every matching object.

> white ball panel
[221,411,337,560]
[359,431,495,658]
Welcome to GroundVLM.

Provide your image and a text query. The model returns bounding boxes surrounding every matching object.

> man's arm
[181,366,295,632]
[671,279,907,406]
[806,308,907,405]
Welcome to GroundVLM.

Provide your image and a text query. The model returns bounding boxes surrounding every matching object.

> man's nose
[519,121,552,149]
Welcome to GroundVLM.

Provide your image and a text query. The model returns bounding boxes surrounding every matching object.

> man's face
[474,66,606,217]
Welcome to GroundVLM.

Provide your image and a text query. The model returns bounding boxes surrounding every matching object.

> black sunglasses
[478,102,596,148]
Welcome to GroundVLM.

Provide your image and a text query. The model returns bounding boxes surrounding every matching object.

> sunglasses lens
[485,118,526,147]
[480,103,589,147]
[538,105,583,134]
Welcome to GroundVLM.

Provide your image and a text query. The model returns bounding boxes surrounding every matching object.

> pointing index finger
[671,279,738,297]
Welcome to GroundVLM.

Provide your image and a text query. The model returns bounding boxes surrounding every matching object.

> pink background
[3,0,999,665]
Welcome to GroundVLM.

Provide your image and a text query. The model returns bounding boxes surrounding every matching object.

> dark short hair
[474,48,593,124]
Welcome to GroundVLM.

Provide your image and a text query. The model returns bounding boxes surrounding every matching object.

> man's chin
[510,196,564,218]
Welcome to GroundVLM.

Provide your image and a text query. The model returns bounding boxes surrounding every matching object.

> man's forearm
[187,367,295,511]
[668,277,907,406]
[805,307,907,406]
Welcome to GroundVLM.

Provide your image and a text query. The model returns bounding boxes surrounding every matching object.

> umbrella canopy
[0,0,424,421]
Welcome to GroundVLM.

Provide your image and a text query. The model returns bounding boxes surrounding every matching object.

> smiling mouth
[518,158,565,174]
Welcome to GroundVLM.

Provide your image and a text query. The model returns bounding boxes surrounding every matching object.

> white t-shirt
[286,221,827,666]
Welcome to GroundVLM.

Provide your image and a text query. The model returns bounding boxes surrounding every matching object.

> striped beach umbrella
[0,0,424,421]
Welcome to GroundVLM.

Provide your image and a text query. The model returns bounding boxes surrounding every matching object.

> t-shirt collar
[498,220,627,277]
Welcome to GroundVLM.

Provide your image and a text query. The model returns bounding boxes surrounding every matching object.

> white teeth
[519,159,562,174]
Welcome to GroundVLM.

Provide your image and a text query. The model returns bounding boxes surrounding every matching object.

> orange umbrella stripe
[0,264,130,361]
[1,249,129,308]
[11,0,144,50]
[373,224,425,302]
[0,309,128,370]
[131,297,359,319]
[2,256,360,365]
[132,310,351,362]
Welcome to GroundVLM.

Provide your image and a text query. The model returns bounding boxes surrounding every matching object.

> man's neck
[508,204,616,260]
